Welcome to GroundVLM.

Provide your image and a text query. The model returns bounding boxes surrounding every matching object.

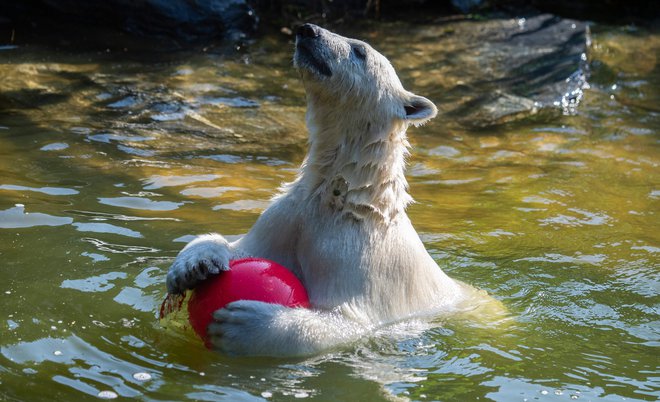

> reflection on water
[0,204,73,228]
[0,18,659,402]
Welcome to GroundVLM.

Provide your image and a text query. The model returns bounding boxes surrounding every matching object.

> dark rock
[435,14,590,127]
[0,0,257,42]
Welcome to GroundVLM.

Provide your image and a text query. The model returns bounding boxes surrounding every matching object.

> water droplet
[132,372,152,381]
[98,390,118,399]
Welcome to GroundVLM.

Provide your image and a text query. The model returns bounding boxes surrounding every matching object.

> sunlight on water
[0,19,658,402]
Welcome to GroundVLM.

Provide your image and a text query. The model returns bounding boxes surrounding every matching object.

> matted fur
[167,24,485,356]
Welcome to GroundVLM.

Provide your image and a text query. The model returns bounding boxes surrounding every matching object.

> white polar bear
[167,23,490,356]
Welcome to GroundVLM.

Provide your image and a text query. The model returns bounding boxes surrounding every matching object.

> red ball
[187,258,310,345]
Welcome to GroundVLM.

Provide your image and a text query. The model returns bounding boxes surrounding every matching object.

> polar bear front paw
[208,300,284,355]
[166,233,231,294]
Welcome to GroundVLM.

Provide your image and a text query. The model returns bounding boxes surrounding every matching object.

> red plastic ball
[187,258,310,345]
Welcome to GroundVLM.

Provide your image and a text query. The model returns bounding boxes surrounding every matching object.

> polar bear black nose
[297,23,321,39]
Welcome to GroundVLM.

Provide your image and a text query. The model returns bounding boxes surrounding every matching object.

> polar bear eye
[351,45,367,61]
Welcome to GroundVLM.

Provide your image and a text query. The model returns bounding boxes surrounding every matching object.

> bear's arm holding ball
[166,193,302,295]
[208,299,369,357]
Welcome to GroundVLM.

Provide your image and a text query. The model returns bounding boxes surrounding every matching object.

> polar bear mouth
[295,42,332,77]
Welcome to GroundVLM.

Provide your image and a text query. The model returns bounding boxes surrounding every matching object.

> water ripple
[40,142,69,151]
[143,174,221,190]
[180,186,243,198]
[515,253,607,266]
[1,335,159,398]
[87,133,154,144]
[428,145,461,158]
[212,199,269,211]
[98,197,183,211]
[82,238,160,254]
[61,272,128,293]
[73,222,143,238]
[539,208,612,227]
[66,210,180,222]
[114,287,159,313]
[0,205,73,228]
[0,184,79,196]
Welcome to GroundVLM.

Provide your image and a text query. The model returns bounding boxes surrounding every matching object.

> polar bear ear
[403,94,437,126]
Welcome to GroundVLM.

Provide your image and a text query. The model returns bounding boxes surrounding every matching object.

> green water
[0,21,658,402]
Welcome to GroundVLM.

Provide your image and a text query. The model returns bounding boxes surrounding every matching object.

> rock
[458,92,539,127]
[416,14,590,128]
[0,0,257,42]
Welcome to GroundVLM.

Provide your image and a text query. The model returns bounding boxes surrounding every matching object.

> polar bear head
[293,23,437,130]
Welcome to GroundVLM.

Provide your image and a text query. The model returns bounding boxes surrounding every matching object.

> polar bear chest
[295,206,378,308]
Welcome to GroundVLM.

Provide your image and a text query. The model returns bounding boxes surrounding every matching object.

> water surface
[0,20,658,402]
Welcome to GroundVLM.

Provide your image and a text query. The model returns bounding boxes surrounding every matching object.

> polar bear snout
[296,23,322,39]
[294,24,334,78]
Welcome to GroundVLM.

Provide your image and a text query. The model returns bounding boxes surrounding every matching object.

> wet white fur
[167,26,481,356]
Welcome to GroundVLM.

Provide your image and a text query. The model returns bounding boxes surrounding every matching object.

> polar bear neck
[297,103,413,223]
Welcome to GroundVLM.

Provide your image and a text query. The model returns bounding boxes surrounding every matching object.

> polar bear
[167,23,490,356]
